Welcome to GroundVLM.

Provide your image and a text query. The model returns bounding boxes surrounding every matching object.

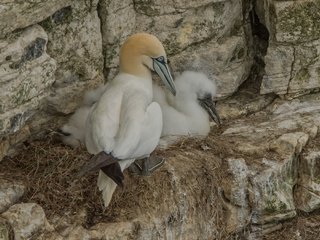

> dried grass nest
[0,130,230,228]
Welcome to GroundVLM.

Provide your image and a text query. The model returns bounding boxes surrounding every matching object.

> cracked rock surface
[0,0,320,239]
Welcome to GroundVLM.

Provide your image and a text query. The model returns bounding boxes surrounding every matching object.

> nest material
[0,132,229,230]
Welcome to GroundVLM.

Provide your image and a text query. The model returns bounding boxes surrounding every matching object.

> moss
[277,0,320,41]
[0,119,3,131]
[40,6,73,32]
[295,68,311,83]
[134,0,161,16]
[265,198,287,213]
[39,17,54,32]
[12,83,31,106]
[265,198,278,213]
[317,67,320,78]
[279,201,287,211]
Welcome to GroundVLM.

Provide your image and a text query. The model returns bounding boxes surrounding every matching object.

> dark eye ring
[157,56,165,62]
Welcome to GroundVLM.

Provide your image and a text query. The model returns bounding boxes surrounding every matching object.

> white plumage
[86,74,163,206]
[61,71,219,148]
[153,71,219,137]
[74,33,176,207]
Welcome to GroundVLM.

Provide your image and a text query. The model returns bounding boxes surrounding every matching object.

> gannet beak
[199,97,221,126]
[153,57,176,96]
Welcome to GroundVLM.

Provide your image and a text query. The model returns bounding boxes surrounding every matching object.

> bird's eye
[198,93,212,101]
[157,56,165,63]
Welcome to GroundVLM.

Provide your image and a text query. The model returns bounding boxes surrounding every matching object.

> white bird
[59,85,108,148]
[78,33,176,207]
[60,71,220,147]
[153,71,220,137]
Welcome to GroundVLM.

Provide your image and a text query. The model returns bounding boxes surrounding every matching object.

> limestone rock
[0,216,13,240]
[295,149,320,212]
[221,158,250,233]
[0,0,72,38]
[170,35,252,98]
[135,0,243,56]
[41,3,103,88]
[221,93,320,225]
[1,203,53,240]
[257,0,320,96]
[42,1,103,114]
[275,0,320,43]
[0,180,25,213]
[0,25,56,135]
[260,44,294,95]
[288,40,320,95]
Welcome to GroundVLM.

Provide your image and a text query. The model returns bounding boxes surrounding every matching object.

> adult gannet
[79,33,176,207]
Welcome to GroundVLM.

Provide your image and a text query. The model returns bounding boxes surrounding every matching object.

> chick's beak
[199,98,221,126]
[153,59,176,96]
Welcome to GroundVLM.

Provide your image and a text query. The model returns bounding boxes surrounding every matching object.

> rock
[42,1,103,114]
[1,203,53,240]
[46,81,102,115]
[0,180,25,214]
[0,216,13,240]
[41,2,103,88]
[0,25,56,135]
[221,158,250,233]
[295,146,320,212]
[257,0,320,96]
[0,0,72,37]
[135,0,243,56]
[217,75,276,120]
[275,0,320,43]
[288,40,320,95]
[221,93,320,225]
[260,44,294,95]
[170,35,252,98]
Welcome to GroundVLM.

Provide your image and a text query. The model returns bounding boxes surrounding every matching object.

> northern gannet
[79,33,176,207]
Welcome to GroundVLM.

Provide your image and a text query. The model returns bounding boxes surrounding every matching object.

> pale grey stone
[0,25,56,113]
[0,180,25,213]
[170,35,252,98]
[2,203,53,240]
[0,0,72,37]
[260,44,294,95]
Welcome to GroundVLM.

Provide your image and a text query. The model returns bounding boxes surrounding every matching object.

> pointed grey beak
[199,97,221,126]
[153,58,176,96]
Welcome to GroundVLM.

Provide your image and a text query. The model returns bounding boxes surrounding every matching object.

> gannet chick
[154,71,220,137]
[79,33,176,207]
[129,71,220,174]
[59,84,108,148]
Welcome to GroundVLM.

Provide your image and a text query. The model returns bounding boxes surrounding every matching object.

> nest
[0,131,229,229]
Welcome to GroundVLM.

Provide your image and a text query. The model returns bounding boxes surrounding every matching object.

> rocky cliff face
[0,0,320,239]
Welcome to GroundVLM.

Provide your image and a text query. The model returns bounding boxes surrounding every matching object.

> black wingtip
[78,151,118,178]
[101,162,124,187]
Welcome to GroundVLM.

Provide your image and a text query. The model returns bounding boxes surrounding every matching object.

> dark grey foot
[129,156,165,176]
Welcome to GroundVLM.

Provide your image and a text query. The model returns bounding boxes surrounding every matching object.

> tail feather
[97,171,117,207]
